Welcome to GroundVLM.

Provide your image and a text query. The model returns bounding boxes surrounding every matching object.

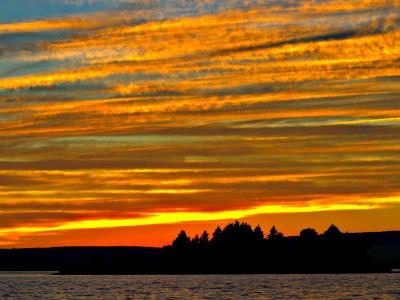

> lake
[0,272,399,299]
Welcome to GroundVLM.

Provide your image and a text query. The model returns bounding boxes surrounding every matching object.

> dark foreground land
[0,222,399,274]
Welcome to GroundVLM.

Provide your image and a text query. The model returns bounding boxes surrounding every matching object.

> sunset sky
[0,0,399,248]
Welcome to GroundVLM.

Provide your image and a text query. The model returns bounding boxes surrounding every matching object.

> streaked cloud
[0,0,399,246]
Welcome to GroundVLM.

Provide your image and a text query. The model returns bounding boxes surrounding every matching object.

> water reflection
[0,273,399,299]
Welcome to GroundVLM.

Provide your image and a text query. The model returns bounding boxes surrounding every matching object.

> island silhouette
[160,222,390,274]
[0,221,398,274]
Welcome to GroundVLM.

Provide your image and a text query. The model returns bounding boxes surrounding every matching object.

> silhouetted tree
[212,226,222,243]
[254,225,264,241]
[192,234,200,246]
[324,224,342,239]
[268,226,284,240]
[172,230,191,249]
[200,231,209,244]
[220,221,255,248]
[300,228,318,240]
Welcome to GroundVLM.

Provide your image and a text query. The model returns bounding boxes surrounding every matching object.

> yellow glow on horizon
[0,202,379,236]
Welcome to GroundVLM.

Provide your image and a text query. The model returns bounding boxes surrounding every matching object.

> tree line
[161,221,389,273]
[170,221,318,249]
[54,221,392,274]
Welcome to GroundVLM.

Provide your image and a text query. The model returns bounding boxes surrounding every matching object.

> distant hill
[0,246,162,273]
[0,229,398,274]
[287,230,400,269]
[355,231,400,269]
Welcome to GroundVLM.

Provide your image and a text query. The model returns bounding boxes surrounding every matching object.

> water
[0,272,399,299]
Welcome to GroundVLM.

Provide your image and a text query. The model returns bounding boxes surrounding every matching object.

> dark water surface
[0,272,399,299]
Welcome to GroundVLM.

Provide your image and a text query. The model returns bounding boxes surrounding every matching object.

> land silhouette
[161,222,391,274]
[0,222,398,274]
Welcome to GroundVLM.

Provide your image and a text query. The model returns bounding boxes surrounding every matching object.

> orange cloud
[0,0,399,247]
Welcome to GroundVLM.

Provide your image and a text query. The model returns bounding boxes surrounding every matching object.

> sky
[0,0,399,248]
